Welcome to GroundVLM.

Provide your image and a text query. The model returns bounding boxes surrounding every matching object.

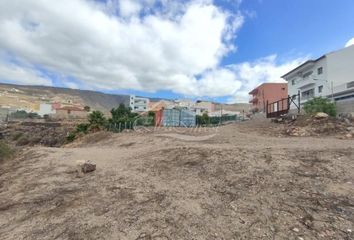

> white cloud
[0,61,52,86]
[0,0,244,97]
[345,37,354,47]
[0,0,305,103]
[226,55,307,103]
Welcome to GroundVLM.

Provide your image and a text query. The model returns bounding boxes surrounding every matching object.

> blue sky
[0,0,353,103]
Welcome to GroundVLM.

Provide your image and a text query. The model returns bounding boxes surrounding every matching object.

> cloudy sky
[0,0,354,103]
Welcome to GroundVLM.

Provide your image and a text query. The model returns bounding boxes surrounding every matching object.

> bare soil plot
[0,121,354,239]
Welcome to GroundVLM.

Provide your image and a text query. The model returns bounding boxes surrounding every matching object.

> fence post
[298,90,301,114]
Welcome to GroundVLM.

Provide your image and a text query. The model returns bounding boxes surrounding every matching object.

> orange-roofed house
[249,83,288,112]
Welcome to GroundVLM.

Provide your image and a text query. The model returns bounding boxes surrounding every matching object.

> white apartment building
[282,45,354,108]
[129,95,149,112]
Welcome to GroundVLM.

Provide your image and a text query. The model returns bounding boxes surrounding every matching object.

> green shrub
[88,111,107,131]
[66,132,77,143]
[197,113,210,125]
[16,135,30,146]
[0,141,14,162]
[76,123,89,134]
[303,97,336,117]
[12,132,23,141]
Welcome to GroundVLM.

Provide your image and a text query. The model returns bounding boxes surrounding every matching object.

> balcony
[297,76,316,89]
[249,96,258,104]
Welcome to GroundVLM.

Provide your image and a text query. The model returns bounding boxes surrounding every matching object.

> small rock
[348,229,352,233]
[76,160,96,176]
[345,133,352,139]
[292,227,300,233]
[346,127,354,132]
[314,112,329,119]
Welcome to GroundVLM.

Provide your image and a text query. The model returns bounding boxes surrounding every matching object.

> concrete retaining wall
[336,99,354,116]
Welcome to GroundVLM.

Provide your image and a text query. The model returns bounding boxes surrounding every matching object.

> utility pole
[331,81,334,102]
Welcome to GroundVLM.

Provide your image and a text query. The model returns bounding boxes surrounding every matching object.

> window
[318,85,323,93]
[291,79,295,85]
[317,67,323,75]
[303,71,313,78]
[302,89,315,100]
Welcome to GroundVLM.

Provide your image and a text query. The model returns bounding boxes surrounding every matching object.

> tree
[110,104,137,123]
[303,97,336,117]
[197,112,210,125]
[88,111,107,131]
[84,105,91,112]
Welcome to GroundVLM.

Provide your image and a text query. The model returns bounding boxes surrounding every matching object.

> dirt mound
[284,115,354,138]
[65,131,114,147]
[0,121,75,147]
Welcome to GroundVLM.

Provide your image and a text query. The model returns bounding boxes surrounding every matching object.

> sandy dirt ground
[1,120,354,240]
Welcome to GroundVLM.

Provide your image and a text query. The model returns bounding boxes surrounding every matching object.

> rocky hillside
[0,82,250,113]
[0,83,129,113]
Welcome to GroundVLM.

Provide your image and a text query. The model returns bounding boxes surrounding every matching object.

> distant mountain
[215,103,250,113]
[0,82,250,113]
[0,83,129,113]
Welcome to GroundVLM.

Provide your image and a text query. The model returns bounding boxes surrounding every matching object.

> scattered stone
[345,133,352,139]
[314,112,329,119]
[76,160,96,177]
[292,227,300,233]
[347,127,354,132]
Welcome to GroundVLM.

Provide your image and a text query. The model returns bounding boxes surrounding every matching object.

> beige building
[54,106,87,119]
[194,101,215,115]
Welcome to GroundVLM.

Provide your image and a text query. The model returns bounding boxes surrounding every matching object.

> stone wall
[336,98,354,116]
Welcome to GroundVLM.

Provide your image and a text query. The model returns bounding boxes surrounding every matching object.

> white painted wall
[326,45,354,92]
[38,103,56,116]
[129,95,149,112]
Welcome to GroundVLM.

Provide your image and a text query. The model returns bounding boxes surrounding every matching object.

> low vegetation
[0,141,14,162]
[304,97,336,117]
[10,110,40,119]
[67,104,139,142]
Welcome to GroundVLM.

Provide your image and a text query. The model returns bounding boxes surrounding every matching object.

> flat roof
[281,55,325,79]
[248,82,287,94]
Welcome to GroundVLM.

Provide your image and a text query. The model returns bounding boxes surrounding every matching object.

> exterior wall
[38,103,56,116]
[285,45,354,112]
[249,83,288,112]
[175,99,194,108]
[326,45,354,93]
[195,101,215,114]
[154,109,163,126]
[54,109,87,119]
[336,99,354,116]
[162,108,196,127]
[129,95,149,112]
[287,58,330,104]
[0,108,9,122]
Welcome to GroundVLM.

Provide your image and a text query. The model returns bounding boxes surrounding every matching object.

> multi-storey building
[282,45,354,111]
[249,83,288,112]
[129,95,149,112]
